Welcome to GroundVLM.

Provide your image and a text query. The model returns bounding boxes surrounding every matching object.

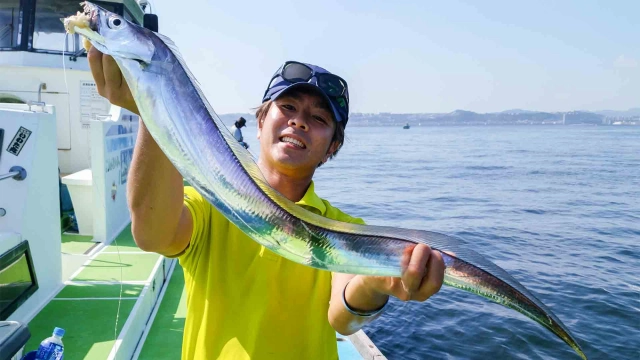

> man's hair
[255,88,345,166]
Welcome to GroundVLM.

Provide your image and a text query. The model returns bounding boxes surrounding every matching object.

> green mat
[62,234,96,255]
[73,253,160,282]
[138,264,186,359]
[56,284,144,299]
[25,299,135,360]
[104,224,145,253]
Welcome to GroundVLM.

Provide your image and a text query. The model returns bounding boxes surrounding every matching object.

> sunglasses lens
[317,74,345,97]
[282,63,313,82]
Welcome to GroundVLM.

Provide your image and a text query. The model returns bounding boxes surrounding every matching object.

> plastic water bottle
[35,327,64,360]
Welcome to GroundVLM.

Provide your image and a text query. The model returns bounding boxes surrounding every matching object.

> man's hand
[363,243,445,302]
[330,244,445,335]
[87,46,139,114]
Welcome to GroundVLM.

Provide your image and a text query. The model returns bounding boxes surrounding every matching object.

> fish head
[72,1,155,64]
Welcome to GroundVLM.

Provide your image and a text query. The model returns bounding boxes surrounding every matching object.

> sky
[150,0,638,114]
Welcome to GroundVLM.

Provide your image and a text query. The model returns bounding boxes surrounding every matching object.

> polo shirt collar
[295,181,326,215]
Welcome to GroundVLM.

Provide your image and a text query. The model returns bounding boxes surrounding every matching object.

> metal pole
[0,166,27,181]
[0,171,19,181]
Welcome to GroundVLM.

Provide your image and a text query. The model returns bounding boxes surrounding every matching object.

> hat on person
[262,61,350,127]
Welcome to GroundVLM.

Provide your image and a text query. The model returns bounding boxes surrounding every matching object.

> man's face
[257,91,337,177]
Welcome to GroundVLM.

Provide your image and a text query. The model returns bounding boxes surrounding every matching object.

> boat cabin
[0,0,147,174]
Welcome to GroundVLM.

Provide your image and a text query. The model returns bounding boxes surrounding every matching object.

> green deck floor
[25,224,157,360]
[73,253,159,282]
[104,224,145,253]
[61,234,96,255]
[138,264,186,359]
[55,284,144,299]
[24,298,136,359]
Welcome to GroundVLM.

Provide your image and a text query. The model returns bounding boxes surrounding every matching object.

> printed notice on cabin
[79,81,111,123]
[6,126,32,156]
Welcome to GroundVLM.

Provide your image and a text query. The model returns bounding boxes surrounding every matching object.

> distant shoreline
[218,108,640,127]
[346,123,640,127]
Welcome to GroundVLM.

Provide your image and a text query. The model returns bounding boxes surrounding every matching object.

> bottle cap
[53,327,65,337]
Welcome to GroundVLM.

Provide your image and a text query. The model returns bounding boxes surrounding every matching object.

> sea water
[241,125,639,359]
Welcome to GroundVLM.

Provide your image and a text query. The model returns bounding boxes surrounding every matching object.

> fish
[64,3,587,359]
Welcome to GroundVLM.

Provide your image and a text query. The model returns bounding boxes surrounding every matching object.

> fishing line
[61,34,74,152]
[62,32,124,360]
[112,231,123,360]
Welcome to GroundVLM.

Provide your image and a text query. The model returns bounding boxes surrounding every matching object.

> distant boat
[403,123,410,129]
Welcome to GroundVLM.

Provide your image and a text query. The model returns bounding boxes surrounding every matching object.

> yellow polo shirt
[179,183,365,360]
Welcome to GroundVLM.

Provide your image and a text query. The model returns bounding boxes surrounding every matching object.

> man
[88,50,445,359]
[231,116,249,149]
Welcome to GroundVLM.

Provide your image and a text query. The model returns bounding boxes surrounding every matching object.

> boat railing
[37,83,46,102]
[27,100,46,112]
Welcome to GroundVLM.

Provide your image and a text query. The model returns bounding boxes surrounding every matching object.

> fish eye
[108,16,123,29]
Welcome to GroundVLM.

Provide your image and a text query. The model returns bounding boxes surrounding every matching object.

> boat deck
[24,225,380,359]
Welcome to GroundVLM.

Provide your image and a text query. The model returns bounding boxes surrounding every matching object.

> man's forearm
[127,120,184,251]
[329,274,389,335]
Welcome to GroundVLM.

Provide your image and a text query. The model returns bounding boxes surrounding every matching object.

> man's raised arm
[88,46,192,256]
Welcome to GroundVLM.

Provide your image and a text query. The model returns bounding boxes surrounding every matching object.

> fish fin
[155,33,201,87]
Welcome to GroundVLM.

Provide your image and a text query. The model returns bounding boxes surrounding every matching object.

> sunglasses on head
[272,61,349,113]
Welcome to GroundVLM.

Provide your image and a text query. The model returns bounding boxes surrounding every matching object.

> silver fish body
[71,3,587,359]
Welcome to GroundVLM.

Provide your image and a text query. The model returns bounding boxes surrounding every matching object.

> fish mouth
[63,1,105,45]
[80,1,104,43]
[65,1,155,64]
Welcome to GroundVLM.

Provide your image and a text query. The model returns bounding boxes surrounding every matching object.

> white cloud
[614,55,638,69]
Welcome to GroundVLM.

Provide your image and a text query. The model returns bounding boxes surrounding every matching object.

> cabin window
[31,0,117,53]
[0,0,21,49]
[0,241,39,321]
[32,0,84,52]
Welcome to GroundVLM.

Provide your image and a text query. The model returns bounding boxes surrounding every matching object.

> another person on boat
[88,50,445,360]
[231,116,249,149]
